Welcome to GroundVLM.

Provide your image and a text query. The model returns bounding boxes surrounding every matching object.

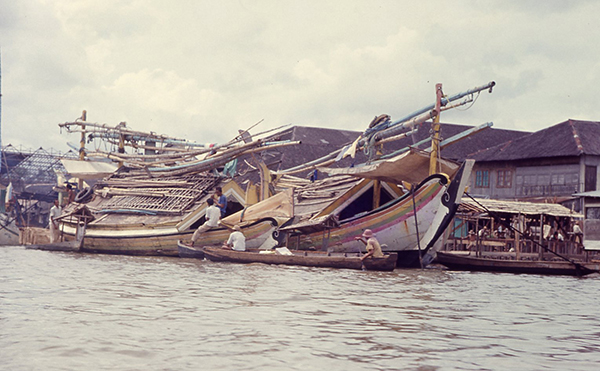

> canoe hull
[436,251,599,276]
[202,246,398,271]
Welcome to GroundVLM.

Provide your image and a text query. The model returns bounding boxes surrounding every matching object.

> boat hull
[290,161,473,268]
[202,246,398,271]
[436,251,599,276]
[0,213,20,246]
[60,218,279,256]
[177,241,205,259]
[25,239,82,252]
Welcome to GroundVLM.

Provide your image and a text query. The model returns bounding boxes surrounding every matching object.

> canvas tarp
[61,159,118,180]
[221,188,294,226]
[318,149,459,184]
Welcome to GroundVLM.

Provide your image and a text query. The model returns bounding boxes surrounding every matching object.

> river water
[1,246,600,371]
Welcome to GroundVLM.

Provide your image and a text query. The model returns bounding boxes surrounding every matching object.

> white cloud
[2,0,600,152]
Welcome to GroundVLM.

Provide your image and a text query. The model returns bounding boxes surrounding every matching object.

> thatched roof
[460,198,582,218]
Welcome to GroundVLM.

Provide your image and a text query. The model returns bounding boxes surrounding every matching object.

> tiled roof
[235,122,529,183]
[381,122,529,161]
[470,119,600,162]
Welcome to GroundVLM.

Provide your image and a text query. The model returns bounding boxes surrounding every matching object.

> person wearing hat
[223,224,246,251]
[355,229,384,261]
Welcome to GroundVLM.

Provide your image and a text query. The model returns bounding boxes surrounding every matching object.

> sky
[1,0,600,154]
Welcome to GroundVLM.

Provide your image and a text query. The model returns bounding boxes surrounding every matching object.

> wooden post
[539,215,544,260]
[373,179,381,209]
[429,83,443,175]
[515,214,523,260]
[78,110,86,189]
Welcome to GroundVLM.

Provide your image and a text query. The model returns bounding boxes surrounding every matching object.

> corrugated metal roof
[460,198,582,218]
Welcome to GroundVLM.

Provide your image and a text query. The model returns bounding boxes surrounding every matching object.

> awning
[61,159,118,180]
[460,198,583,218]
[573,190,600,198]
[318,149,459,184]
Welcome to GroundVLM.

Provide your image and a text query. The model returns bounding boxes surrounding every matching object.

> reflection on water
[1,246,600,370]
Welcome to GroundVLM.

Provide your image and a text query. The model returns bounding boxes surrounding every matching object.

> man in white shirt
[49,199,62,243]
[191,198,221,247]
[223,225,246,251]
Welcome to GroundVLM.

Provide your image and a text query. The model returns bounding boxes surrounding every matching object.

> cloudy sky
[1,0,599,153]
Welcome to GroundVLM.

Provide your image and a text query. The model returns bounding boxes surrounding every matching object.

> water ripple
[2,246,600,370]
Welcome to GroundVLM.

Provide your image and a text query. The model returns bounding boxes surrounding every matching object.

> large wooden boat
[63,216,279,256]
[201,245,398,271]
[435,251,600,276]
[280,157,474,268]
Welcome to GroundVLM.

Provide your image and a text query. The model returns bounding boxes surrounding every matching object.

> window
[497,170,512,188]
[475,170,489,188]
[585,165,597,192]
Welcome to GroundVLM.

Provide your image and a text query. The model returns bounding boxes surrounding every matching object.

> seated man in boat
[222,225,246,251]
[190,198,221,247]
[354,229,384,261]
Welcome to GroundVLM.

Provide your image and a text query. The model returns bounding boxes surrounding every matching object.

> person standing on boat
[214,187,227,217]
[573,221,583,245]
[355,229,384,261]
[190,198,221,247]
[49,199,62,243]
[65,184,76,205]
[223,225,246,251]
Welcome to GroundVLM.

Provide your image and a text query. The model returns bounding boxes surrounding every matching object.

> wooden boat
[23,211,88,252]
[177,240,205,259]
[202,246,398,271]
[63,216,280,256]
[0,212,20,246]
[435,251,600,276]
[25,238,82,252]
[281,158,474,268]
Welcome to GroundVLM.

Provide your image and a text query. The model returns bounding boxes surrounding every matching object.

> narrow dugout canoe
[435,251,599,276]
[201,246,398,271]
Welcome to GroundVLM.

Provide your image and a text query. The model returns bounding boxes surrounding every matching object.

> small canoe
[202,246,398,271]
[177,240,205,259]
[435,251,599,276]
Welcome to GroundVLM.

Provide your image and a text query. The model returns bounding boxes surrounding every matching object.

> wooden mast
[78,110,86,189]
[429,83,443,175]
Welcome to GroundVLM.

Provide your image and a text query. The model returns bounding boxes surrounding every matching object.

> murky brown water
[1,246,600,370]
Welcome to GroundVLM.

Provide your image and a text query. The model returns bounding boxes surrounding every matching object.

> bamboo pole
[78,110,86,189]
